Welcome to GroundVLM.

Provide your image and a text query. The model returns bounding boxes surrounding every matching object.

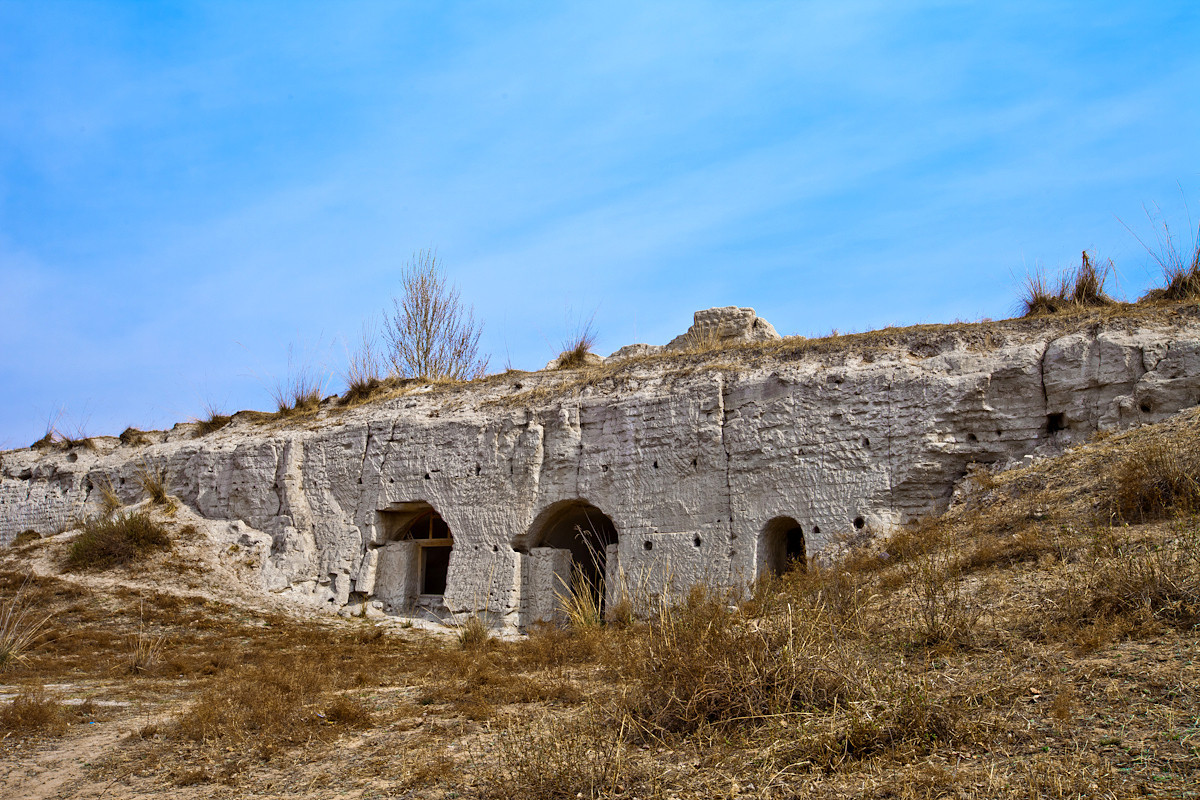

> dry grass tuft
[95,477,123,515]
[272,371,324,416]
[555,562,605,629]
[0,581,51,672]
[1021,251,1116,316]
[135,460,171,506]
[193,403,232,437]
[171,660,332,756]
[485,711,647,800]
[0,692,67,736]
[1105,439,1200,522]
[340,319,388,405]
[119,427,152,446]
[1125,203,1200,302]
[556,316,599,369]
[323,694,374,727]
[456,614,491,650]
[624,585,861,736]
[1060,522,1200,630]
[65,511,171,571]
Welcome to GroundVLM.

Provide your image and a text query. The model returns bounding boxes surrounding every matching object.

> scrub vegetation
[1021,202,1200,316]
[64,511,171,571]
[2,407,1199,798]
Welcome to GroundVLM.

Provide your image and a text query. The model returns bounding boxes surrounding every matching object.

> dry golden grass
[192,403,232,437]
[0,691,67,736]
[3,407,1200,797]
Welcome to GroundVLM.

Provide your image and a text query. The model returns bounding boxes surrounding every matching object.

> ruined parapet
[665,306,781,350]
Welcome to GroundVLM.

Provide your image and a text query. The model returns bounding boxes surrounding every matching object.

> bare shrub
[65,512,171,571]
[384,250,488,381]
[905,543,982,645]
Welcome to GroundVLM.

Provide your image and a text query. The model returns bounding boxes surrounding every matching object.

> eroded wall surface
[3,310,1199,626]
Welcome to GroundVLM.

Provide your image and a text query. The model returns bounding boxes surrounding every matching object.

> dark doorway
[523,500,619,612]
[763,516,807,576]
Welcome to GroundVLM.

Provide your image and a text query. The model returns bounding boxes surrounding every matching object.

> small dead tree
[384,251,488,381]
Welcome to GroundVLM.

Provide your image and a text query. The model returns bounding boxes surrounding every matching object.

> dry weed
[0,579,51,671]
[0,691,67,736]
[134,459,171,505]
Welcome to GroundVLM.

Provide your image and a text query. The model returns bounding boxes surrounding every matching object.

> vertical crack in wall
[357,424,373,490]
[717,372,733,558]
[1038,337,1054,416]
[886,367,896,511]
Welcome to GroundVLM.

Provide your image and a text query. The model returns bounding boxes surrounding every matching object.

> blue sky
[1,1,1198,448]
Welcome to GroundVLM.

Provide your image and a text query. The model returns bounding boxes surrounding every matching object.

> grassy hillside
[1,409,1198,798]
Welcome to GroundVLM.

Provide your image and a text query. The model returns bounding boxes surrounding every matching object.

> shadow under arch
[518,498,619,611]
[761,515,807,577]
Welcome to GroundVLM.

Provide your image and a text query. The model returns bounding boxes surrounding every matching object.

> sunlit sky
[2,1,1198,448]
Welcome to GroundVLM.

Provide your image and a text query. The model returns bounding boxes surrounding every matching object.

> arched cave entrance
[762,516,807,577]
[374,501,454,609]
[521,499,619,613]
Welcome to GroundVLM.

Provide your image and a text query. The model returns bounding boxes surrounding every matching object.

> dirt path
[0,708,160,800]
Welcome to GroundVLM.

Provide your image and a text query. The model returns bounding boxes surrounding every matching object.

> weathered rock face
[3,306,1200,628]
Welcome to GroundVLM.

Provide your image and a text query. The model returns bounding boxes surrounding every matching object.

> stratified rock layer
[3,306,1199,628]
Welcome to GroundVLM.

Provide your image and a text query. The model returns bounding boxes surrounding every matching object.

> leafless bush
[384,250,488,381]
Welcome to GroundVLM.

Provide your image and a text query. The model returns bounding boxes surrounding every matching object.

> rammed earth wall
[3,307,1200,628]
